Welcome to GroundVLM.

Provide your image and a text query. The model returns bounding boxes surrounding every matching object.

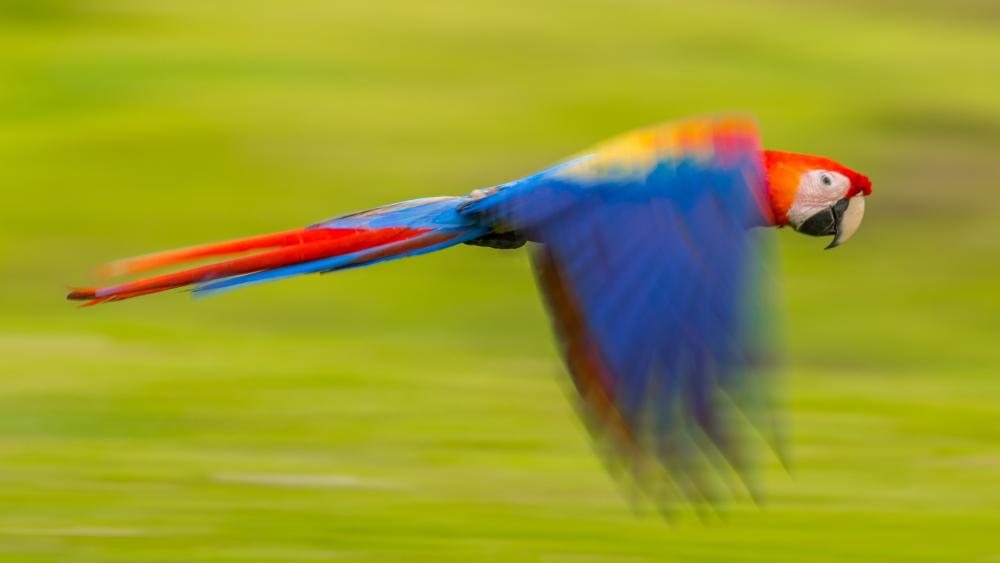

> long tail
[68,197,488,306]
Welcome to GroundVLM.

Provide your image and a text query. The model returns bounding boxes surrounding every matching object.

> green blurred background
[2,1,999,561]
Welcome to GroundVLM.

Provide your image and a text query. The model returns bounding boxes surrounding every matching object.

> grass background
[1,1,999,561]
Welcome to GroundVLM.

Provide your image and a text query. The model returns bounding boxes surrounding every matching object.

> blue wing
[461,115,784,508]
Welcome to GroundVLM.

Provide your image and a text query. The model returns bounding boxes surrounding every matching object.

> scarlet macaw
[69,115,871,505]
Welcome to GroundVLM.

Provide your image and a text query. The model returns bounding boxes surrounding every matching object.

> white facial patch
[787,170,851,229]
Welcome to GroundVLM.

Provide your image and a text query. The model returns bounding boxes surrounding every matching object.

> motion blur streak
[2,1,999,561]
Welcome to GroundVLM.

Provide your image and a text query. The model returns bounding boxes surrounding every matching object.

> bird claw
[464,231,527,249]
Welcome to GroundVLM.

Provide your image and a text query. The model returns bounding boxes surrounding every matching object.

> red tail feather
[69,227,427,306]
[95,227,370,279]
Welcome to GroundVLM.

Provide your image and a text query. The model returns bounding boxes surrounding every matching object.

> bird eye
[820,174,832,187]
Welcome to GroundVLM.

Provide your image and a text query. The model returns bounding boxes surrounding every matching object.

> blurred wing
[463,115,784,508]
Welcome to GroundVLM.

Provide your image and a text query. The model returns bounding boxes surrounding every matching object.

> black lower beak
[795,197,866,249]
[796,199,849,237]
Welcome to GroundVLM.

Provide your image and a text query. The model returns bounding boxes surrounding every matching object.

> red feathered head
[763,150,872,248]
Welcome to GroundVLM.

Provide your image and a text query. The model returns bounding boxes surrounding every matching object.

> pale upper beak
[827,195,865,249]
[794,196,866,249]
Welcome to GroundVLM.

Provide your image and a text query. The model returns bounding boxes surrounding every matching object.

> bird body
[69,114,872,506]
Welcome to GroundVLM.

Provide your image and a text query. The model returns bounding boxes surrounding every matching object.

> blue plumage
[459,116,780,505]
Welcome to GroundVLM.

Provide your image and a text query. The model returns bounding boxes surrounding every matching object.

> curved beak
[795,196,866,249]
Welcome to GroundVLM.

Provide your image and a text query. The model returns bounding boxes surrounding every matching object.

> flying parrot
[68,114,872,507]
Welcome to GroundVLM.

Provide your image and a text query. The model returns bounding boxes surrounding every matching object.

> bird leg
[464,231,527,249]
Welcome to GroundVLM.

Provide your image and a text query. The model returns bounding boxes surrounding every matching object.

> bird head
[763,150,872,249]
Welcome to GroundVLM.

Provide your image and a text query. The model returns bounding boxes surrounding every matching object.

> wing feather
[464,115,782,509]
